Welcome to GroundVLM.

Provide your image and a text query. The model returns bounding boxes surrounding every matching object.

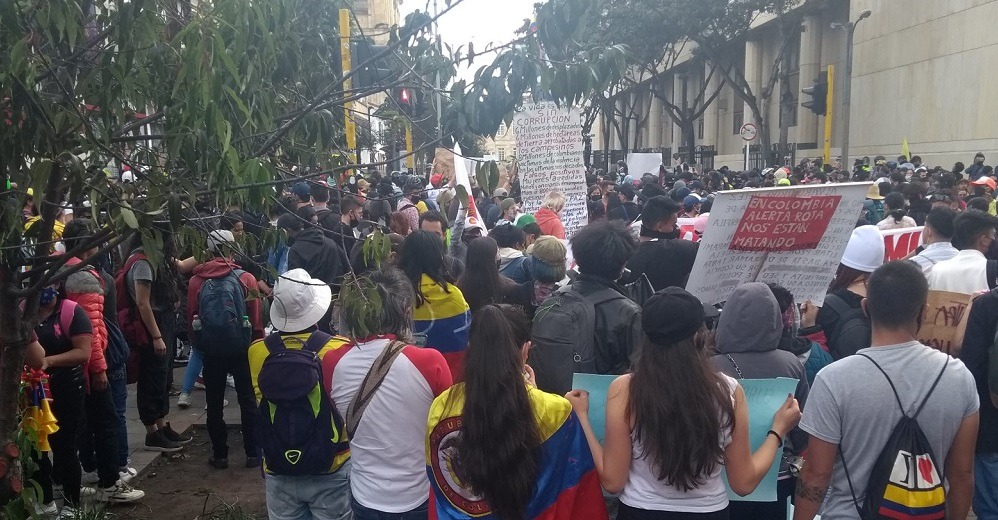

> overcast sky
[399,0,536,79]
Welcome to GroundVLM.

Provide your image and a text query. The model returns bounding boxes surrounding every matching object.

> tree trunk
[0,269,27,505]
[681,119,697,166]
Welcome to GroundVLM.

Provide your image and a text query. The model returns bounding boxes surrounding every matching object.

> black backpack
[823,293,871,360]
[841,354,948,520]
[256,332,348,475]
[529,286,624,395]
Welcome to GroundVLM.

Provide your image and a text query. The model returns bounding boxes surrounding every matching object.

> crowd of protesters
[13,149,998,520]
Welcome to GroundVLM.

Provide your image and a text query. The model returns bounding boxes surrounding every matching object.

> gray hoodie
[710,282,810,474]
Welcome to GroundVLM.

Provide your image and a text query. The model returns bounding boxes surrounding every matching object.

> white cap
[207,230,235,253]
[121,171,135,183]
[840,225,885,273]
[269,269,332,333]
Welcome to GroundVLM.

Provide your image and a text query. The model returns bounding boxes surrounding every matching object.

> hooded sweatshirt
[533,207,566,239]
[287,226,350,290]
[498,247,530,284]
[710,282,809,478]
[186,258,264,344]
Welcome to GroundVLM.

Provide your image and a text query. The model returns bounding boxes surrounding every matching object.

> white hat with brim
[270,268,332,333]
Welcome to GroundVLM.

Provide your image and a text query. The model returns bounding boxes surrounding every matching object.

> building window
[733,107,744,135]
[498,150,506,161]
[698,116,704,140]
[498,123,507,135]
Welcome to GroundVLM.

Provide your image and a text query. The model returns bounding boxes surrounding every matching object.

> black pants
[36,374,85,506]
[78,386,121,488]
[727,477,795,520]
[136,310,175,425]
[618,504,729,520]
[202,352,258,459]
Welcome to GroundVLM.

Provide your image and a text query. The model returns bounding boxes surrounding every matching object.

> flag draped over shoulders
[413,274,471,380]
[426,386,608,520]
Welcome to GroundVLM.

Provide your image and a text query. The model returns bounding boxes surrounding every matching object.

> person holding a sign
[566,288,801,520]
[621,196,699,292]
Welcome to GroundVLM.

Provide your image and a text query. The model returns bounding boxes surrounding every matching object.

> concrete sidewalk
[124,366,246,473]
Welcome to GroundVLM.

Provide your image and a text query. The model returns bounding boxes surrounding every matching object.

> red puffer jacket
[62,256,108,376]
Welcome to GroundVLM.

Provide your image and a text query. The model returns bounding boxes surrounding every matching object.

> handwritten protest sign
[626,153,663,177]
[882,227,923,261]
[722,378,800,502]
[513,102,588,237]
[431,147,456,183]
[917,290,973,356]
[686,183,870,305]
[571,373,616,445]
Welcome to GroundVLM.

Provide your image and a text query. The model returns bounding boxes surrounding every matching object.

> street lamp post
[831,9,871,169]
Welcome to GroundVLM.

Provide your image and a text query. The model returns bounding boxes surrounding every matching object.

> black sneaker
[208,457,228,470]
[245,457,261,469]
[162,423,192,445]
[143,431,183,453]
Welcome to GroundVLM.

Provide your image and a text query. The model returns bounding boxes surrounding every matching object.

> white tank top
[619,374,738,513]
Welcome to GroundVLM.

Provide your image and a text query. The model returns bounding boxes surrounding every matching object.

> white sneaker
[58,506,78,519]
[194,376,205,390]
[32,501,57,518]
[119,467,138,484]
[80,486,97,498]
[95,481,145,503]
[226,375,235,388]
[177,392,192,409]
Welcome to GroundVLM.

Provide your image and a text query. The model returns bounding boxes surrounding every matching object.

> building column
[671,72,685,153]
[648,92,663,148]
[627,93,639,150]
[744,39,762,130]
[702,62,721,149]
[798,15,823,146]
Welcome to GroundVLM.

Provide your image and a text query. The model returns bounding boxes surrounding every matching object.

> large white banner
[686,183,871,306]
[512,102,588,237]
[625,153,662,178]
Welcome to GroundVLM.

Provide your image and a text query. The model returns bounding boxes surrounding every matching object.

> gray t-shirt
[125,250,165,311]
[800,341,979,519]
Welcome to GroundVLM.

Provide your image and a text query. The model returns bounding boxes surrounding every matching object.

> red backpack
[115,252,150,349]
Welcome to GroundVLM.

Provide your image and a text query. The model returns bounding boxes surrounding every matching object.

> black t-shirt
[37,301,92,381]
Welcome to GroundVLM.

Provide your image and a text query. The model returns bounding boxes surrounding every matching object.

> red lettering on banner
[730,195,841,252]
[883,229,923,261]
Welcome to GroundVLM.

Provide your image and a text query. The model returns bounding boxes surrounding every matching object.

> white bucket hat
[270,269,332,332]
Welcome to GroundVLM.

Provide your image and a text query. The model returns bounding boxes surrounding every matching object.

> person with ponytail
[426,305,608,520]
[876,191,917,230]
[566,288,801,520]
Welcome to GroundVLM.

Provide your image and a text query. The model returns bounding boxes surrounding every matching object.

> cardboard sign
[883,227,924,261]
[730,195,840,252]
[916,290,973,356]
[686,183,870,305]
[512,102,588,237]
[722,378,800,502]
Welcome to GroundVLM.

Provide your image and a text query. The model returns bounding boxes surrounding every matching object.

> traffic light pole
[406,121,414,170]
[339,9,357,171]
[840,26,854,169]
[824,65,834,165]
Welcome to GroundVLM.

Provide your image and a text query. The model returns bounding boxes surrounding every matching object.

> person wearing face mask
[397,178,425,233]
[325,194,362,256]
[620,196,699,291]
[928,210,998,293]
[969,176,997,216]
[966,152,988,181]
[31,285,94,518]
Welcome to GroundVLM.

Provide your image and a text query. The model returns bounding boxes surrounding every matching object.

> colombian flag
[413,274,471,381]
[426,386,608,520]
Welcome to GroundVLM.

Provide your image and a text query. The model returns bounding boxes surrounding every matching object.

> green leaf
[120,208,139,229]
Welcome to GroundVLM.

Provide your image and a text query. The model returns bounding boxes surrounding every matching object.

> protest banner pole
[823,65,834,165]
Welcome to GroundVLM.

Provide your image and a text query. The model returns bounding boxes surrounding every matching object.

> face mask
[39,287,58,306]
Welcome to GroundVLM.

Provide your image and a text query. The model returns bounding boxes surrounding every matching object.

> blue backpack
[256,332,348,475]
[193,270,251,357]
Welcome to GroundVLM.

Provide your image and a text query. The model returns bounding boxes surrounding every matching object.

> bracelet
[767,430,784,446]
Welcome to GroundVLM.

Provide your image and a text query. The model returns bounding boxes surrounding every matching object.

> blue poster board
[571,373,618,444]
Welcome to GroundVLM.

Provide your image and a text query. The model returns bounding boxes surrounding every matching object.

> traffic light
[396,87,414,115]
[801,70,829,116]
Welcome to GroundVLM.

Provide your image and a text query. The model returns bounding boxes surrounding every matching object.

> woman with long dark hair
[801,225,885,359]
[427,305,608,520]
[398,230,471,380]
[458,237,525,312]
[567,288,801,520]
[876,192,917,230]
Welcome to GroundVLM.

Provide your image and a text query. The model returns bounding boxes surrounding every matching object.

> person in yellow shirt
[248,268,352,520]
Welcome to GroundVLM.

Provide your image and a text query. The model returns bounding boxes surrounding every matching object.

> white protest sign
[512,102,587,237]
[686,183,870,305]
[625,153,662,177]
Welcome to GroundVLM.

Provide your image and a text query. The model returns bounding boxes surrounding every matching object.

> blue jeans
[974,453,998,518]
[108,370,130,467]
[351,498,428,520]
[265,461,352,520]
[181,346,204,394]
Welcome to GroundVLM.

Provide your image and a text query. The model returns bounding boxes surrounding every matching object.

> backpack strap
[345,340,406,438]
[822,293,855,325]
[583,287,626,307]
[263,333,287,353]
[59,299,77,338]
[303,331,333,354]
[724,354,744,379]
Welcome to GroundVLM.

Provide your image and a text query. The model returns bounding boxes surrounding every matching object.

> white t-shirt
[326,338,452,513]
[619,374,738,513]
[927,249,989,294]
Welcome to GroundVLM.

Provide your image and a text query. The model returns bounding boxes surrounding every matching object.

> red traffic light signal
[399,88,411,104]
